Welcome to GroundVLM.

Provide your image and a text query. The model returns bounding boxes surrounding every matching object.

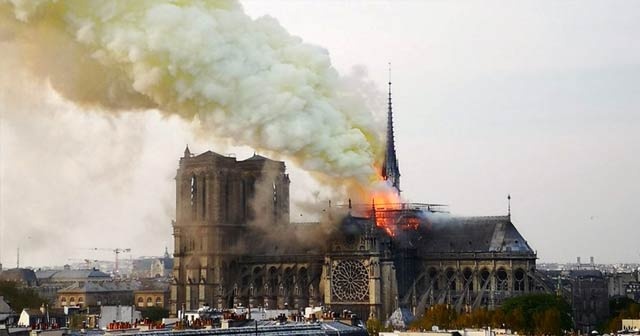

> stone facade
[135,290,169,310]
[607,271,640,301]
[56,282,134,308]
[35,267,111,304]
[170,149,539,321]
[539,269,610,333]
[171,148,290,315]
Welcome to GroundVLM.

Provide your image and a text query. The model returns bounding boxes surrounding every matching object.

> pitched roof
[136,279,169,292]
[0,296,13,314]
[0,268,38,285]
[417,215,534,254]
[36,269,110,280]
[58,281,135,293]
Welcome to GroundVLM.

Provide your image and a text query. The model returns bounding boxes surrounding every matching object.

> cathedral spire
[381,63,401,193]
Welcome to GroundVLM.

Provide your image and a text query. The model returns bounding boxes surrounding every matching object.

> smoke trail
[0,0,382,185]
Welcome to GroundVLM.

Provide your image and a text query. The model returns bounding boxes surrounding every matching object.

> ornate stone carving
[331,260,369,302]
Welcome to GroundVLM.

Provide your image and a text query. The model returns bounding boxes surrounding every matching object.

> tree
[600,297,640,333]
[141,306,169,322]
[366,317,391,336]
[468,307,491,328]
[500,294,572,335]
[411,304,458,330]
[0,281,47,312]
[490,309,506,328]
[536,307,563,335]
[505,307,525,332]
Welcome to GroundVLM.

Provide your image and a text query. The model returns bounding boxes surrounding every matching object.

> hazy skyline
[1,0,638,267]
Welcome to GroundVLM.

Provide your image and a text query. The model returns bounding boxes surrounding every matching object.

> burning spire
[381,63,401,193]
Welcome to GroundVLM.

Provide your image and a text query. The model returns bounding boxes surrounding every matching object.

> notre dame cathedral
[170,84,539,321]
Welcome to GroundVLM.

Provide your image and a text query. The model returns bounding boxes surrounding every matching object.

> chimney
[577,257,581,270]
[590,256,595,268]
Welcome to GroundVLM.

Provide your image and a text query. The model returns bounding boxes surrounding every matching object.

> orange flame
[363,171,403,237]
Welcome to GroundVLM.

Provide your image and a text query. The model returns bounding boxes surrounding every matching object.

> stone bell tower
[170,147,290,315]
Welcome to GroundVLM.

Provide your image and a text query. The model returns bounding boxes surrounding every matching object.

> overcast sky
[243,0,640,264]
[1,0,638,267]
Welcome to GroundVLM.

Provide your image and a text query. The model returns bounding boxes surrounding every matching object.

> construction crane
[80,248,132,276]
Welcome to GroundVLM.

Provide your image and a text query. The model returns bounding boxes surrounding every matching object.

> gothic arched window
[496,268,508,291]
[480,269,491,290]
[190,175,197,206]
[446,268,456,291]
[463,268,474,292]
[514,269,526,291]
[202,177,207,218]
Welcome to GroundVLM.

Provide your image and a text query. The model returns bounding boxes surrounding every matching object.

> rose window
[331,260,369,302]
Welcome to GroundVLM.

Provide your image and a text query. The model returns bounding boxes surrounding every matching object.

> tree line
[411,294,573,336]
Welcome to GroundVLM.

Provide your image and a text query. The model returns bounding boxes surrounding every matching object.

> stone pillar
[509,261,514,295]
[170,283,179,317]
[185,285,192,311]
[489,270,496,310]
[198,282,206,308]
[369,258,382,320]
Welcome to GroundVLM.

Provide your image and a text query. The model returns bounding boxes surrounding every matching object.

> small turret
[184,145,191,158]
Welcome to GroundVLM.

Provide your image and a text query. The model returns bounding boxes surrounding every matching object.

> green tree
[500,294,572,335]
[0,281,47,312]
[141,306,169,322]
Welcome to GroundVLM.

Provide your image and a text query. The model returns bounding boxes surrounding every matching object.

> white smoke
[0,0,383,185]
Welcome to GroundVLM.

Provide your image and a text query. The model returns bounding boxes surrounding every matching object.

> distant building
[606,271,640,301]
[134,280,170,310]
[131,250,173,279]
[35,267,111,304]
[17,308,66,329]
[0,296,17,326]
[622,319,640,332]
[0,269,38,287]
[56,282,134,308]
[539,269,609,333]
[99,306,141,330]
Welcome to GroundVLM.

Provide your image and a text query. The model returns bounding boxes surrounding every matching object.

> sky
[0,0,639,267]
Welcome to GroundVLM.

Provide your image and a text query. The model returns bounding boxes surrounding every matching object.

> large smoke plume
[0,0,383,190]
